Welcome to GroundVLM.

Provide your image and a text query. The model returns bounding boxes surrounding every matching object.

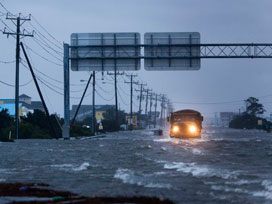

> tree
[21,109,63,138]
[0,109,13,138]
[229,97,271,131]
[245,97,265,116]
[102,108,126,131]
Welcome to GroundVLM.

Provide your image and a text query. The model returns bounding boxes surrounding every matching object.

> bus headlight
[188,125,197,133]
[172,126,180,133]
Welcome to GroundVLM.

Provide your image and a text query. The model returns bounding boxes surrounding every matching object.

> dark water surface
[0,127,272,204]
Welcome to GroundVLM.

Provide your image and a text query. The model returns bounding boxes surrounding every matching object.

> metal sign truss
[69,43,272,58]
[69,43,272,70]
[199,43,272,58]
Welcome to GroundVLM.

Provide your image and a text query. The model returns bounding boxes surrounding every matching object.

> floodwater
[0,127,272,204]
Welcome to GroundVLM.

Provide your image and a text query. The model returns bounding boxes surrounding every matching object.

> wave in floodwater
[114,168,172,189]
[160,160,272,201]
[252,180,272,200]
[211,179,272,201]
[163,161,237,180]
[50,162,90,172]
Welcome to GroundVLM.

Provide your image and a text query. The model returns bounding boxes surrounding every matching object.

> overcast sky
[1,0,272,118]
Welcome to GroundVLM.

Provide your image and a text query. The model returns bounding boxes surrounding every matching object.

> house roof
[21,101,44,111]
[71,105,115,112]
[19,94,31,99]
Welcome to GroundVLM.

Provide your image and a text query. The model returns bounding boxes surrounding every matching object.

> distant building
[220,112,237,127]
[19,94,31,105]
[70,105,114,122]
[148,111,160,121]
[126,114,138,128]
[0,94,44,117]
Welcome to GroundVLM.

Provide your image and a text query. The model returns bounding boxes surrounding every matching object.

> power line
[32,33,63,56]
[0,18,14,32]
[0,59,15,64]
[20,61,84,93]
[0,1,10,13]
[118,83,130,96]
[31,15,62,46]
[21,59,84,87]
[23,42,63,66]
[29,21,63,51]
[0,79,32,87]
[96,90,115,101]
[31,37,62,62]
[96,83,113,94]
[0,80,13,87]
[117,89,129,106]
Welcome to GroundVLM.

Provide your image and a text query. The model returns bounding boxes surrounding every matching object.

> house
[0,94,44,117]
[70,105,114,122]
[220,112,237,127]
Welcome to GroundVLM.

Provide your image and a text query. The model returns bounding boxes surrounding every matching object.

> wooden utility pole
[3,14,33,139]
[125,73,137,130]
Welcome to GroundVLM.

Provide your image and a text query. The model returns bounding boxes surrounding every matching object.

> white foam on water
[72,162,90,171]
[191,148,203,155]
[0,178,6,182]
[253,180,272,200]
[153,171,167,176]
[163,161,236,179]
[114,168,171,189]
[51,164,73,168]
[212,179,272,201]
[153,138,171,143]
[161,147,167,151]
[145,183,171,189]
[0,168,16,174]
[225,179,259,186]
[51,162,90,172]
[144,131,155,136]
[211,185,249,194]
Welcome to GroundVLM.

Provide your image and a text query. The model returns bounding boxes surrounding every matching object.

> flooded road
[0,127,272,203]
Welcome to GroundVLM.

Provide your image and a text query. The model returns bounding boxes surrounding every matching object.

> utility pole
[107,71,124,131]
[135,83,146,129]
[144,89,151,128]
[92,71,96,135]
[149,92,153,129]
[3,13,33,139]
[125,73,137,130]
[154,94,158,128]
[160,95,165,119]
[160,94,167,127]
[63,43,70,139]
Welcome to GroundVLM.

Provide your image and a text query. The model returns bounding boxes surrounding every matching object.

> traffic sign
[70,33,141,71]
[144,32,201,70]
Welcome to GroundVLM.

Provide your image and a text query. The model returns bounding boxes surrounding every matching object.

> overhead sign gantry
[63,32,272,139]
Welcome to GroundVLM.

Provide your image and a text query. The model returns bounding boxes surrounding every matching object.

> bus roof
[172,109,202,115]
